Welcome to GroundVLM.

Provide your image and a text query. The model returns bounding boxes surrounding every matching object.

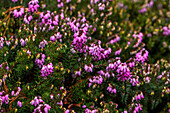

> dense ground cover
[0,0,169,113]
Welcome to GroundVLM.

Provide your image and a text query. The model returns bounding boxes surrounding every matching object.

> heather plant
[0,0,169,113]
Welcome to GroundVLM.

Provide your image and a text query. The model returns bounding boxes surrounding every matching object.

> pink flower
[107,84,116,94]
[13,8,24,18]
[57,101,63,106]
[17,101,22,107]
[75,70,81,76]
[65,109,70,113]
[82,105,86,108]
[31,96,44,107]
[12,0,17,3]
[39,40,47,49]
[98,3,105,10]
[41,63,54,77]
[105,72,110,78]
[135,48,149,64]
[50,35,56,42]
[28,0,39,13]
[24,14,33,24]
[0,37,4,49]
[112,88,116,94]
[123,111,127,113]
[84,64,93,72]
[11,91,14,96]
[115,48,122,55]
[89,75,103,87]
[44,104,51,113]
[139,8,147,13]
[143,76,150,83]
[50,94,54,100]
[27,50,31,55]
[20,38,26,46]
[85,108,91,113]
[107,86,112,92]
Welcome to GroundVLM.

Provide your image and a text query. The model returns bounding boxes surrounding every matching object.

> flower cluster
[89,75,103,87]
[129,103,143,113]
[133,33,143,48]
[143,76,151,83]
[13,8,24,18]
[17,101,22,107]
[38,11,64,31]
[132,92,144,102]
[65,109,76,113]
[24,14,33,24]
[12,0,17,3]
[98,3,105,10]
[107,36,120,45]
[97,70,115,79]
[128,92,145,112]
[35,53,46,68]
[84,63,94,72]
[139,1,154,13]
[50,32,62,42]
[28,0,39,13]
[11,87,21,96]
[20,38,26,46]
[89,41,111,61]
[135,48,149,64]
[0,37,4,49]
[106,58,132,81]
[57,0,64,8]
[33,104,51,113]
[107,83,116,94]
[85,108,97,113]
[115,48,122,56]
[0,91,9,105]
[163,26,170,36]
[130,76,140,86]
[30,96,44,107]
[40,11,53,25]
[39,39,47,49]
[128,58,136,68]
[41,63,54,77]
[70,17,91,53]
[106,57,121,70]
[117,63,132,81]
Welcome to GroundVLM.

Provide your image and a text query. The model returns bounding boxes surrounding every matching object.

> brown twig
[68,99,85,109]
[9,95,19,111]
[3,6,27,38]
[4,6,24,14]
[3,13,10,38]
[3,81,9,94]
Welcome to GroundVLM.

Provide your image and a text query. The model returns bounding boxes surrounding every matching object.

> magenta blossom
[135,48,149,64]
[17,101,22,107]
[84,63,94,72]
[0,37,4,49]
[28,0,39,13]
[41,63,54,77]
[13,8,24,18]
[12,0,17,3]
[39,39,47,49]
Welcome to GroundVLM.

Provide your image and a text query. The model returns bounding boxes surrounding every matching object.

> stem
[124,81,127,105]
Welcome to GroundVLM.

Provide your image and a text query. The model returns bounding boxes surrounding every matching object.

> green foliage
[0,0,169,113]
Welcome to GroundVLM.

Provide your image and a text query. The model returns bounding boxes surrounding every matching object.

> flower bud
[151,91,154,95]
[24,65,28,70]
[60,67,64,71]
[15,108,18,113]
